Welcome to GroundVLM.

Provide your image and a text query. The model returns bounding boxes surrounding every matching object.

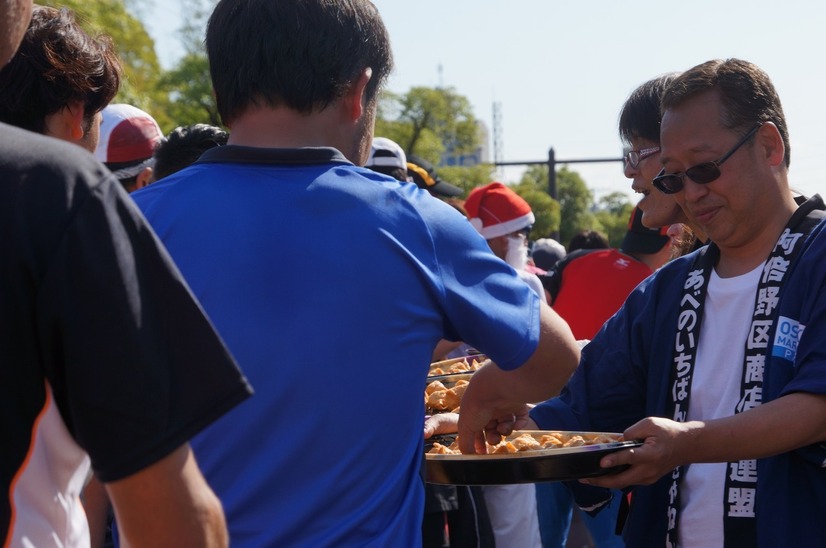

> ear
[757,121,785,168]
[64,101,86,141]
[44,100,86,143]
[135,166,154,190]
[487,235,508,258]
[341,68,373,122]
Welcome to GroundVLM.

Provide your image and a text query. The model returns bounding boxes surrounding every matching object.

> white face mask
[504,233,528,271]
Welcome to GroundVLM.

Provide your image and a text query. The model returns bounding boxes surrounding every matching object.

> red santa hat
[465,182,535,239]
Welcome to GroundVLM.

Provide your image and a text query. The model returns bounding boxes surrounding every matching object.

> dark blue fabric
[531,201,826,547]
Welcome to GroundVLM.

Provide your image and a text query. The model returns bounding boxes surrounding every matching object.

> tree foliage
[158,52,221,127]
[556,167,599,245]
[594,194,634,247]
[374,85,491,201]
[519,165,596,244]
[437,165,496,197]
[156,0,222,127]
[375,86,480,162]
[515,186,561,241]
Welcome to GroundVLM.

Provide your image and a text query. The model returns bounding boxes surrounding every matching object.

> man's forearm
[458,304,579,453]
[673,392,826,465]
[107,444,228,548]
[479,303,578,405]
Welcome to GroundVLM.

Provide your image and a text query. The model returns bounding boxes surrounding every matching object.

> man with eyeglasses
[526,59,826,546]
[621,73,709,252]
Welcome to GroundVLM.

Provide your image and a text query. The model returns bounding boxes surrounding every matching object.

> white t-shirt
[678,262,763,547]
[517,269,548,304]
[9,385,91,547]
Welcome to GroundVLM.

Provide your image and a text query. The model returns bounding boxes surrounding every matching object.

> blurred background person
[544,205,672,338]
[364,136,410,182]
[530,237,567,272]
[531,238,567,303]
[465,182,547,304]
[567,230,610,253]
[94,103,164,192]
[151,123,229,182]
[406,153,464,199]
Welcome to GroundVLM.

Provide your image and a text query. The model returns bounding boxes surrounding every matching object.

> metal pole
[548,148,559,241]
[547,147,556,201]
[491,152,622,242]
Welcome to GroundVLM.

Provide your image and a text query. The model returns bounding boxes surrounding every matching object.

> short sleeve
[421,199,541,371]
[37,178,251,482]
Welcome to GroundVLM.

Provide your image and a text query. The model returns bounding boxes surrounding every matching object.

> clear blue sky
[146,0,825,202]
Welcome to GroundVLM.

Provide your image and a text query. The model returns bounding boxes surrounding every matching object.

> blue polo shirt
[132,146,541,546]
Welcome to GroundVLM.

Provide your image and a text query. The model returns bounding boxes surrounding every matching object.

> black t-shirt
[0,123,251,539]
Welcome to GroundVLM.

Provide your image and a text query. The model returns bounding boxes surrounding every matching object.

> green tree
[159,52,221,127]
[375,86,481,162]
[597,191,633,217]
[154,0,221,128]
[518,165,598,244]
[557,167,599,245]
[516,187,561,241]
[437,165,496,197]
[44,0,173,129]
[594,192,634,247]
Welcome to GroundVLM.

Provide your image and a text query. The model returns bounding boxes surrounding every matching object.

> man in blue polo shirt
[130,0,579,545]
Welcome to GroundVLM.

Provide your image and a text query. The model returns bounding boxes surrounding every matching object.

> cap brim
[431,180,463,197]
[621,232,670,254]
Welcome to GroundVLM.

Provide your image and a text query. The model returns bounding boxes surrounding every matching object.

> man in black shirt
[0,1,251,545]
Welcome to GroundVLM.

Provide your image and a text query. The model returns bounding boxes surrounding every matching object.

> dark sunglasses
[652,123,762,194]
[624,146,660,169]
[511,225,532,239]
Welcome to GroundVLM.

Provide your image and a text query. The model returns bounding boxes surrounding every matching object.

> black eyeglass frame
[624,146,660,169]
[510,225,532,239]
[652,123,763,194]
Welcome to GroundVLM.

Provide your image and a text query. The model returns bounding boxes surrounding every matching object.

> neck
[629,246,672,271]
[715,193,798,278]
[226,104,361,163]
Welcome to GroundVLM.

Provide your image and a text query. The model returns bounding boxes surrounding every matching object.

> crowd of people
[2,0,825,547]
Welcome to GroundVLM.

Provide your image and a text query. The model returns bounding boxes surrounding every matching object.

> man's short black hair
[618,73,679,146]
[661,58,791,168]
[567,230,609,253]
[206,0,393,126]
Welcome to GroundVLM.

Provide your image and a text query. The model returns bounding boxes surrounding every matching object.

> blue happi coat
[531,198,826,547]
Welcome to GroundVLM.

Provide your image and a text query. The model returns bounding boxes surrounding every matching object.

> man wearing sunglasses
[529,59,826,546]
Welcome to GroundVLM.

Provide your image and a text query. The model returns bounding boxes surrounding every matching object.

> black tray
[425,438,641,485]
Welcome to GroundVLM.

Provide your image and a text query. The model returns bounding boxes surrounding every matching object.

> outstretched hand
[579,416,691,489]
[423,409,538,452]
[424,413,459,439]
[456,403,535,454]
